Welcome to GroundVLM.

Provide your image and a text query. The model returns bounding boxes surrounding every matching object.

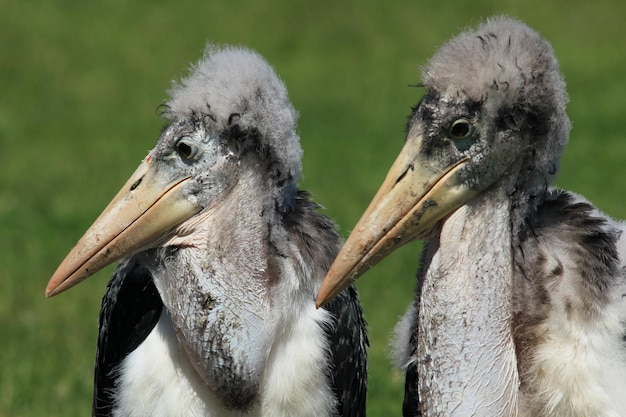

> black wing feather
[92,258,163,417]
[324,286,369,417]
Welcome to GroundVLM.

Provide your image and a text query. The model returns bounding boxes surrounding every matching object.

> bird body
[317,16,626,416]
[406,188,626,417]
[511,191,626,417]
[48,46,367,417]
[102,257,348,417]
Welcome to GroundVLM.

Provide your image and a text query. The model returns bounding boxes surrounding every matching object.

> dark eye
[175,137,198,160]
[448,118,475,140]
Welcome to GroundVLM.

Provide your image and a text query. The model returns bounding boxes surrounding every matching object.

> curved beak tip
[315,288,331,309]
[45,272,77,298]
[44,281,55,297]
[45,266,71,298]
[315,272,353,308]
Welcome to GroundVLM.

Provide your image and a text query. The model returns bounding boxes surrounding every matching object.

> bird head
[46,46,302,297]
[317,16,570,306]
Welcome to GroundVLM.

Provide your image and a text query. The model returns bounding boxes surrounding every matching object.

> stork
[46,46,367,417]
[317,16,626,417]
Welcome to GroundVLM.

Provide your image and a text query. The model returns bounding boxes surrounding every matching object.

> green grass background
[2,1,625,416]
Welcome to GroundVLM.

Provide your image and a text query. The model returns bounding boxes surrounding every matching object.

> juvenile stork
[47,46,367,417]
[317,16,626,417]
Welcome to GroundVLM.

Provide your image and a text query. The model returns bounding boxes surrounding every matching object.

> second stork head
[317,16,570,305]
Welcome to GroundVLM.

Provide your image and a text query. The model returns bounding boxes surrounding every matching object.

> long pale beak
[45,154,201,297]
[316,132,477,307]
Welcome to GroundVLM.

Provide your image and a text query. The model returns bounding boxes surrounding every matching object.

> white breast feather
[113,310,235,417]
[113,256,335,417]
[259,253,335,417]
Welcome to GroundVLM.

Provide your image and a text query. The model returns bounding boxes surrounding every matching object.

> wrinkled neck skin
[417,186,520,416]
[141,170,293,410]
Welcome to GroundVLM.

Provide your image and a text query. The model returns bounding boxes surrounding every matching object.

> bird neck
[147,170,291,409]
[147,171,340,412]
[417,185,520,416]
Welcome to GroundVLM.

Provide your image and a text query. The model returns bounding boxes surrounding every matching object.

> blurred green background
[2,0,625,416]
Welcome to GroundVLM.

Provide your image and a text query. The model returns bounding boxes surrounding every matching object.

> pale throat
[416,188,520,417]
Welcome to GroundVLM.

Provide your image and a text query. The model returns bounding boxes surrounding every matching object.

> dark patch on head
[222,122,294,201]
[496,105,524,132]
[223,123,266,158]
[404,90,484,166]
[496,99,551,142]
[526,107,551,138]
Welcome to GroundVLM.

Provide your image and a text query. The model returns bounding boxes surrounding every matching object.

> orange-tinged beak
[45,155,201,297]
[316,132,476,307]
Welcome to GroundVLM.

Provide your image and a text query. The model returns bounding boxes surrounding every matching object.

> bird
[316,16,626,417]
[46,45,368,417]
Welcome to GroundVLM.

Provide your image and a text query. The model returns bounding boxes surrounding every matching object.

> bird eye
[448,118,475,140]
[175,137,199,160]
